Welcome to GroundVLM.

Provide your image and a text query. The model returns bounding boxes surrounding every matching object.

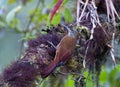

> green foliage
[9,18,21,30]
[6,5,22,25]
[84,70,93,87]
[108,65,120,87]
[63,0,69,5]
[0,20,5,27]
[7,0,33,4]
[7,0,16,4]
[117,22,120,27]
[52,0,68,5]
[0,16,6,28]
[20,32,37,41]
[46,0,70,25]
[50,13,62,25]
[99,65,120,87]
[64,8,73,23]
[53,0,58,3]
[99,68,107,84]
[29,8,49,26]
[65,76,74,87]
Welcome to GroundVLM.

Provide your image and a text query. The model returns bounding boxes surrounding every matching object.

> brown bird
[41,24,77,78]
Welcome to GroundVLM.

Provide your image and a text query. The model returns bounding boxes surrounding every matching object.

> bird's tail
[41,60,58,78]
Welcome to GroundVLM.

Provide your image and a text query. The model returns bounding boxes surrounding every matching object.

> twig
[105,0,119,67]
[19,0,41,58]
[83,41,90,68]
[110,32,116,67]
[77,68,86,82]
[105,0,120,26]
[77,0,80,25]
[105,0,110,22]
[78,0,89,22]
[91,0,101,26]
[39,79,45,87]
[25,0,41,30]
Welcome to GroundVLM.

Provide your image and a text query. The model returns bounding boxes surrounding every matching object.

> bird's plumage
[41,25,77,78]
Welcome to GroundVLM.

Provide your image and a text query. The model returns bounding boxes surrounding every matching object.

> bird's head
[61,24,78,38]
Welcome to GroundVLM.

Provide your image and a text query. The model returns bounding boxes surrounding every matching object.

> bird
[41,24,77,78]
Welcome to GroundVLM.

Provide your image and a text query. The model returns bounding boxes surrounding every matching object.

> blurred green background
[0,0,40,72]
[0,0,120,87]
